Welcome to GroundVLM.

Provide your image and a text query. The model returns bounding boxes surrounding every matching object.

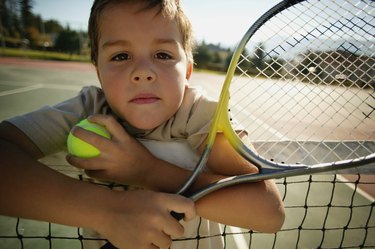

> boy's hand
[66,115,154,186]
[96,190,196,249]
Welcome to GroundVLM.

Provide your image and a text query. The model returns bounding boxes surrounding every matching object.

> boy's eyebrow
[153,38,180,46]
[101,38,180,49]
[102,40,131,49]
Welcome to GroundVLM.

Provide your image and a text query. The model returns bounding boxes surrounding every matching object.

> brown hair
[88,0,195,65]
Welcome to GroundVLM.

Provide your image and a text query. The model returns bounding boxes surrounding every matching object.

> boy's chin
[130,120,163,131]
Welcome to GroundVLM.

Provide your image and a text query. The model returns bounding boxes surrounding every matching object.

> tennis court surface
[0,57,374,249]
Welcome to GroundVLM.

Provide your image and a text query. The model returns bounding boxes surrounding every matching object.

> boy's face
[96,2,192,130]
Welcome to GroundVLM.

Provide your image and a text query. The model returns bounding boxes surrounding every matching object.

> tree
[230,48,253,75]
[44,20,64,34]
[54,29,80,54]
[20,0,34,42]
[297,52,322,80]
[0,0,22,39]
[194,41,213,69]
[224,49,233,71]
[252,42,266,70]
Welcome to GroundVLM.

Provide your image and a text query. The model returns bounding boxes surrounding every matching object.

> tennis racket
[102,0,374,247]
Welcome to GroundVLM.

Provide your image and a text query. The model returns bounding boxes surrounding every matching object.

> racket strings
[228,0,374,165]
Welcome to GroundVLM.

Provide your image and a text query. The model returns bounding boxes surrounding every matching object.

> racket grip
[100,211,184,249]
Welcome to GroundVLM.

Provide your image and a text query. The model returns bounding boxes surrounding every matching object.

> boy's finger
[71,126,111,145]
[69,126,112,159]
[168,195,196,222]
[88,115,130,138]
[152,232,173,249]
[162,216,185,238]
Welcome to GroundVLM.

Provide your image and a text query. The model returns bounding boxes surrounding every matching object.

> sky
[32,0,282,48]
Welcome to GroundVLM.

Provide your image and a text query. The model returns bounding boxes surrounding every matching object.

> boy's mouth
[130,93,160,104]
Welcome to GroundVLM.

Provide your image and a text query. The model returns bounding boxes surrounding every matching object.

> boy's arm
[144,134,285,233]
[0,121,195,249]
[195,133,285,232]
[67,116,284,233]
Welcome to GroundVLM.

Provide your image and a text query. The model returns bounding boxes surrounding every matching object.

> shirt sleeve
[6,86,109,156]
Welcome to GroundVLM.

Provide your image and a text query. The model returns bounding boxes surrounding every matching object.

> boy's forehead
[99,1,177,29]
[101,1,162,18]
[98,1,182,40]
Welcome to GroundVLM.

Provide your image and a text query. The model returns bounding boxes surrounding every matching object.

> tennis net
[0,149,373,249]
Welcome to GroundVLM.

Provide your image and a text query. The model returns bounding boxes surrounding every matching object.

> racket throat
[176,146,213,195]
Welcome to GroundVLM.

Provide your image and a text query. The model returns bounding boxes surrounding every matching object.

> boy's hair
[88,0,195,65]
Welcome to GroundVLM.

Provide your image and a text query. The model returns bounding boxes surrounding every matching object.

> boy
[0,0,284,248]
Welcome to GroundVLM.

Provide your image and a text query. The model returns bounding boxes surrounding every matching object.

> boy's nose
[131,61,156,83]
[133,75,154,82]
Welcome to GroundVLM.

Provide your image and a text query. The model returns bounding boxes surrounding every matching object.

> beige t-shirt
[8,85,217,155]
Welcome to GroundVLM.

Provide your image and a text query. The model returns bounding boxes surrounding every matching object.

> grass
[0,47,90,62]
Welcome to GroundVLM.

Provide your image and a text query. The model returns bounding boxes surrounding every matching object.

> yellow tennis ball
[67,119,111,158]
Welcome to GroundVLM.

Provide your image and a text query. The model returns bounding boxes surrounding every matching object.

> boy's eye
[155,52,172,60]
[112,53,130,61]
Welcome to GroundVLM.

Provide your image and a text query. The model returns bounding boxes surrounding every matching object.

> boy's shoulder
[184,86,217,114]
[75,85,110,112]
[79,85,104,98]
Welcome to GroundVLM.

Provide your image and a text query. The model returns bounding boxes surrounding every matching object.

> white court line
[41,83,83,91]
[336,175,375,202]
[0,83,83,97]
[0,84,43,97]
[228,226,249,249]
[237,107,285,139]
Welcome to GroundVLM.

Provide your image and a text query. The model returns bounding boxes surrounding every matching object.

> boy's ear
[186,63,193,80]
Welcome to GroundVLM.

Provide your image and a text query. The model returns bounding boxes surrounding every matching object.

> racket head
[222,0,375,170]
[187,0,375,201]
[178,0,375,196]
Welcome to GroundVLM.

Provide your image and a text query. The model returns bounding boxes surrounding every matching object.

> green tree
[194,41,213,69]
[212,51,222,64]
[54,29,80,54]
[252,42,266,70]
[20,0,33,41]
[224,49,233,71]
[298,52,322,77]
[0,0,22,39]
[44,20,64,34]
[230,48,253,74]
[269,57,286,78]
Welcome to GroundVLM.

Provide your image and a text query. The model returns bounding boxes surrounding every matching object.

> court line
[41,83,85,91]
[228,226,249,249]
[0,84,43,97]
[337,175,375,202]
[235,105,285,139]
[0,82,84,97]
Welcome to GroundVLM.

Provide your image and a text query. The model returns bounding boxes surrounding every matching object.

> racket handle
[100,211,184,249]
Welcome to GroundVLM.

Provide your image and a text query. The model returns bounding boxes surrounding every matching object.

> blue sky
[33,0,281,47]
